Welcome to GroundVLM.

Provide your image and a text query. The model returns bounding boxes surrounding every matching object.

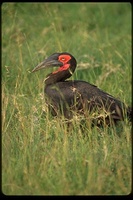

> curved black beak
[32,54,63,73]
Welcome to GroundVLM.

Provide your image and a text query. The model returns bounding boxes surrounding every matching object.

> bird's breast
[44,82,80,105]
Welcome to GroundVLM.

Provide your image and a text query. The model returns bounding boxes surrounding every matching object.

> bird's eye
[61,57,65,61]
[58,54,71,62]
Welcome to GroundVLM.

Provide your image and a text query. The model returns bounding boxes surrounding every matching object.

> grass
[2,2,132,195]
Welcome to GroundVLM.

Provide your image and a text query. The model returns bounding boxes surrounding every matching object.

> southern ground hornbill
[32,52,132,126]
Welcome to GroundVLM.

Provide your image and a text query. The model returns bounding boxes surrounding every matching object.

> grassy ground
[2,3,132,195]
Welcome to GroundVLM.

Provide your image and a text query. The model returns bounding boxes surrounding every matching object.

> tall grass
[2,3,132,195]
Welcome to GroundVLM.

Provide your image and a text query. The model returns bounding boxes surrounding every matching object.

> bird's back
[44,80,131,124]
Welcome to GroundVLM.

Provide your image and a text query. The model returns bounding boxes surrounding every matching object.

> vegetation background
[2,3,132,195]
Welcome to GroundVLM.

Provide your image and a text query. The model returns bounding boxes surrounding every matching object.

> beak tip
[32,66,40,73]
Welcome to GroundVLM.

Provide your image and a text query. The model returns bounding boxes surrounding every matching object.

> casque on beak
[32,54,63,73]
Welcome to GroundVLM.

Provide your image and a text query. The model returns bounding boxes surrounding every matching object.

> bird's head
[32,52,77,84]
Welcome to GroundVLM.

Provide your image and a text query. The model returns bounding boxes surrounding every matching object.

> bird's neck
[44,66,76,85]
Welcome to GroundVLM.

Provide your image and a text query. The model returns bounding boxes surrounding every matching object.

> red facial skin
[52,54,71,74]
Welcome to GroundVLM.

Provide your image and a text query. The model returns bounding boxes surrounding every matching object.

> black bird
[32,52,132,126]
